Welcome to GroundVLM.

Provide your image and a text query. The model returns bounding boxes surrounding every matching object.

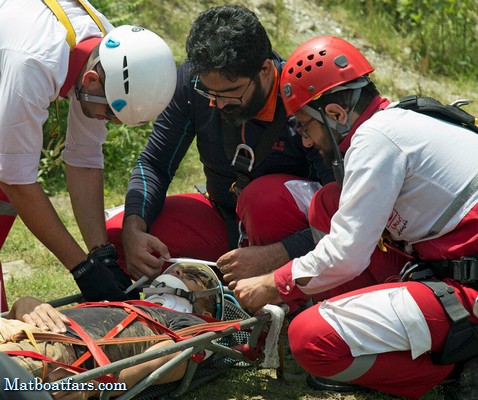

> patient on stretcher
[0,262,225,399]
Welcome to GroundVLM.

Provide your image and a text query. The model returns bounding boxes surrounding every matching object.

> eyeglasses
[194,75,253,105]
[104,103,116,119]
[295,117,316,139]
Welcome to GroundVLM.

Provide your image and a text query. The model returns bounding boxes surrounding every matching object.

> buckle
[453,256,478,282]
[231,144,255,172]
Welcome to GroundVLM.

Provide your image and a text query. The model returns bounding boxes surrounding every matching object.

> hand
[71,244,138,301]
[217,242,290,289]
[89,244,140,300]
[123,215,170,279]
[9,297,69,332]
[233,273,282,314]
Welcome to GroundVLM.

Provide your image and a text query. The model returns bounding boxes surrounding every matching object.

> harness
[222,99,288,197]
[2,301,243,381]
[42,0,107,135]
[401,264,478,364]
[214,98,288,249]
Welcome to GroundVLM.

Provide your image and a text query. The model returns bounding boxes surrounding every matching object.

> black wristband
[88,243,117,260]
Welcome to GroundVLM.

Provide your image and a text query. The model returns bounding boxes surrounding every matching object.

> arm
[66,165,108,250]
[123,63,196,277]
[45,340,187,400]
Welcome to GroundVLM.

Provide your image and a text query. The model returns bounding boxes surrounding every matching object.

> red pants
[0,188,16,312]
[288,280,478,399]
[106,174,309,275]
[309,182,410,300]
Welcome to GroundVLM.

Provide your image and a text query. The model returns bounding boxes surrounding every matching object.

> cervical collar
[146,274,193,313]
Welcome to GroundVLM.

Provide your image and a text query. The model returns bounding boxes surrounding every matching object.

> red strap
[74,301,184,341]
[72,311,139,368]
[3,350,117,384]
[66,317,110,367]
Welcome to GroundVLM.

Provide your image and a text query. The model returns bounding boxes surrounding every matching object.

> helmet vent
[307,54,314,60]
[305,65,312,72]
[296,72,302,78]
[297,60,303,67]
[316,61,323,68]
[123,56,130,94]
[288,67,294,74]
[319,50,327,56]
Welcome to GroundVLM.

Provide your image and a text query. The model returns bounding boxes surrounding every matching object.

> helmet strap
[303,105,345,186]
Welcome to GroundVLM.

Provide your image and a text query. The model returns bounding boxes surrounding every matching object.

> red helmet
[280,36,374,116]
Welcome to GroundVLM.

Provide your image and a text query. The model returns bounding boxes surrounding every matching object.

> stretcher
[1,293,288,400]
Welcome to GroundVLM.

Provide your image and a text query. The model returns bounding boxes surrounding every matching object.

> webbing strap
[3,350,117,384]
[77,0,107,36]
[74,301,183,341]
[67,317,110,367]
[43,0,107,50]
[420,280,470,324]
[43,0,76,49]
[72,311,139,368]
[427,172,478,238]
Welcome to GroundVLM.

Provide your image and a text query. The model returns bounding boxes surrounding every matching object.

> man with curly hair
[107,5,335,284]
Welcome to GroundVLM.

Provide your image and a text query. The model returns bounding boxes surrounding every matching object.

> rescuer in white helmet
[0,0,177,310]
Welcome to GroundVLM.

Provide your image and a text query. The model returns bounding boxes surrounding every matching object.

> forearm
[117,340,187,391]
[66,164,108,250]
[0,181,85,269]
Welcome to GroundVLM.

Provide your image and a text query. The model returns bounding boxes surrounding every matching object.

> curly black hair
[186,5,272,81]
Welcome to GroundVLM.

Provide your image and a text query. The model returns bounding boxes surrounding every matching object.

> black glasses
[295,117,316,139]
[194,75,253,105]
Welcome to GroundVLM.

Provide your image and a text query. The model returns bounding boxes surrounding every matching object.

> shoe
[442,358,478,399]
[306,374,371,393]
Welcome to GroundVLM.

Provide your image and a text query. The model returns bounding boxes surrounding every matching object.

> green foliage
[319,0,478,80]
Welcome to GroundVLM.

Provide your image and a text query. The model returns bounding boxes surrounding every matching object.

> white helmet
[99,25,177,126]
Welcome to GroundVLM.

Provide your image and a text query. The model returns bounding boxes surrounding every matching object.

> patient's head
[147,262,224,319]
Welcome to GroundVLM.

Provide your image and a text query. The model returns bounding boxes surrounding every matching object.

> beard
[219,77,268,125]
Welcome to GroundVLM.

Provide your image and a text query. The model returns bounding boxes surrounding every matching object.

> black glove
[71,244,140,302]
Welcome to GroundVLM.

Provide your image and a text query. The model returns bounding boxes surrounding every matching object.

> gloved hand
[70,244,140,302]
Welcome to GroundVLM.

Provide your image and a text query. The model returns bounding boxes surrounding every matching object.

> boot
[306,374,371,393]
[442,358,478,399]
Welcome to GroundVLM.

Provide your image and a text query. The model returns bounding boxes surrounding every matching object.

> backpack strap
[43,0,107,51]
[397,95,478,133]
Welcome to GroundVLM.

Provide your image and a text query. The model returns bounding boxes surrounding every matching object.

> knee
[309,182,341,233]
[288,306,347,376]
[288,309,321,370]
